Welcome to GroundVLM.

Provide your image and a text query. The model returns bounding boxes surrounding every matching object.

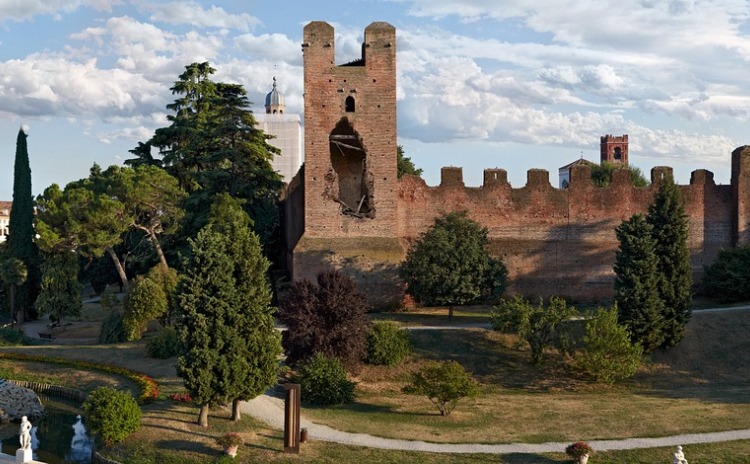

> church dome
[265,77,285,114]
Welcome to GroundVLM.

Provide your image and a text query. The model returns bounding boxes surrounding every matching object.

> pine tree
[176,195,281,426]
[6,128,39,321]
[614,214,665,352]
[647,177,692,348]
[36,252,82,325]
[128,62,283,249]
[575,306,643,384]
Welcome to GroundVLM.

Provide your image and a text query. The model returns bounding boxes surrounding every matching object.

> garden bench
[38,332,55,340]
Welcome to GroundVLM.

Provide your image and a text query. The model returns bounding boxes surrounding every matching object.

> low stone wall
[6,381,88,403]
[0,380,45,423]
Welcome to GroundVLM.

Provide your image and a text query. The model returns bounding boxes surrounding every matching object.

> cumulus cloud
[139,1,261,31]
[0,55,164,119]
[0,0,120,22]
[235,33,302,65]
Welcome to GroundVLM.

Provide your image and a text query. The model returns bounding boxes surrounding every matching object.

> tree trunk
[9,284,16,329]
[231,398,241,421]
[197,403,209,427]
[448,306,454,322]
[105,247,129,291]
[148,229,169,270]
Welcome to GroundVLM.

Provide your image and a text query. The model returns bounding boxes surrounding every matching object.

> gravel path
[241,305,750,455]
[241,394,750,454]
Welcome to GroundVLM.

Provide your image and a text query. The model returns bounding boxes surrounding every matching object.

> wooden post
[283,384,301,454]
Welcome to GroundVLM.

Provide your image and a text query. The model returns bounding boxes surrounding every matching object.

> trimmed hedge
[83,386,141,445]
[298,353,356,405]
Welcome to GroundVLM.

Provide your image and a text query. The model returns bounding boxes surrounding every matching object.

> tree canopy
[177,195,281,426]
[591,162,649,187]
[278,269,370,372]
[399,211,507,319]
[126,62,283,249]
[397,145,423,178]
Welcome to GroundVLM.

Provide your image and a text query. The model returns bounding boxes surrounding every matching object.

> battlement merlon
[302,22,334,62]
[364,22,396,70]
[302,22,395,69]
[426,165,732,192]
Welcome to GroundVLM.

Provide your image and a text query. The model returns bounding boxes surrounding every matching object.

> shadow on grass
[633,309,750,404]
[500,453,562,464]
[155,439,216,457]
[304,401,435,417]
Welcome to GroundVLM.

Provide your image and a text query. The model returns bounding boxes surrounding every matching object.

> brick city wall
[288,20,750,307]
[396,163,736,302]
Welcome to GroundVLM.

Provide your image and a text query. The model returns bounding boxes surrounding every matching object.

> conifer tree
[177,195,280,426]
[614,214,665,352]
[6,128,39,321]
[647,176,692,348]
[36,252,82,325]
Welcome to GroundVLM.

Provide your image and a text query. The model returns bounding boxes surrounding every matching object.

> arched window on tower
[345,96,355,113]
[614,147,622,161]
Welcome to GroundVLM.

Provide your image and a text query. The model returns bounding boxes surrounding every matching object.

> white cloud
[235,33,302,65]
[0,0,119,22]
[538,65,624,94]
[0,55,164,120]
[140,1,261,31]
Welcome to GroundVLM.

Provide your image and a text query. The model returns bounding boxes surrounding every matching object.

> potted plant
[216,432,243,457]
[565,441,594,464]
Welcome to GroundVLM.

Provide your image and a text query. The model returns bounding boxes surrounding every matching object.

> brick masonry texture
[286,21,750,307]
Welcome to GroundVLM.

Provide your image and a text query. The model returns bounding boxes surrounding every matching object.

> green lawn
[1,301,749,462]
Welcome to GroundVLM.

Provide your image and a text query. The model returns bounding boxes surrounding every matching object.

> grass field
[1,301,749,463]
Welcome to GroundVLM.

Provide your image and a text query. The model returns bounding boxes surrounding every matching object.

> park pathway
[241,393,750,454]
[241,305,750,455]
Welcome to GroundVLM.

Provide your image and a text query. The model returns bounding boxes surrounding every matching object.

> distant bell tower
[600,134,628,164]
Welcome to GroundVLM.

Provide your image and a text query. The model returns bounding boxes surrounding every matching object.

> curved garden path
[240,393,750,454]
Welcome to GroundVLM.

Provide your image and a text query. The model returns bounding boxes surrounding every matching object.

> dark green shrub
[0,328,28,346]
[298,353,356,405]
[402,360,479,416]
[145,326,181,359]
[122,277,167,341]
[703,245,750,303]
[366,321,411,366]
[99,310,127,344]
[83,386,141,445]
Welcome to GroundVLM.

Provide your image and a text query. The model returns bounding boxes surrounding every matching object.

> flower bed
[0,352,160,403]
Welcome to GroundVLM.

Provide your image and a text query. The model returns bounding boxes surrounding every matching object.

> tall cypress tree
[6,128,39,321]
[176,194,281,427]
[614,214,665,352]
[647,176,692,348]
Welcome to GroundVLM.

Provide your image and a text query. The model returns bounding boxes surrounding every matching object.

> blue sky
[2,0,750,199]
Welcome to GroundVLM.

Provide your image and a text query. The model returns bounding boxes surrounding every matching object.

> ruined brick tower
[288,22,401,299]
[600,134,628,164]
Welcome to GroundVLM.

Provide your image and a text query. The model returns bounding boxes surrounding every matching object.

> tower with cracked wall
[290,21,402,299]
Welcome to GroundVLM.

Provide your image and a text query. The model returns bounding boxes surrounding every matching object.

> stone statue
[673,445,688,464]
[19,415,32,450]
